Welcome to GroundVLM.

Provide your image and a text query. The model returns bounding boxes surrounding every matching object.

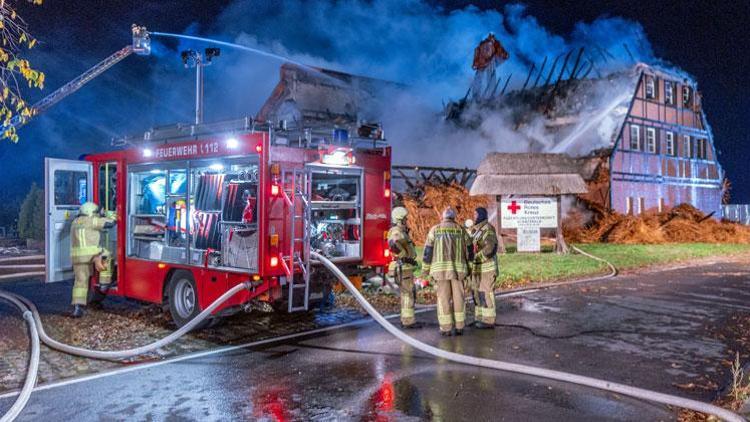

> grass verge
[414,243,750,289]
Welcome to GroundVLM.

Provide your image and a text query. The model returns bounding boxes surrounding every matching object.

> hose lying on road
[0,248,742,422]
[311,251,743,422]
[0,295,39,422]
[2,282,250,360]
[0,282,251,421]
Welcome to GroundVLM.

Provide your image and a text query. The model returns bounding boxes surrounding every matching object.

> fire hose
[0,249,744,422]
[312,251,743,422]
[0,282,251,422]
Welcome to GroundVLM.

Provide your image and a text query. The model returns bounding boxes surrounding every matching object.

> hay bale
[601,213,665,244]
[565,202,750,244]
[402,183,489,245]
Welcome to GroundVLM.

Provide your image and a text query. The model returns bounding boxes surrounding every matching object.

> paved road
[4,260,750,421]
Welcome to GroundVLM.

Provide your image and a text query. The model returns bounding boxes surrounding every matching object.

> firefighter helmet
[391,207,408,223]
[79,202,99,217]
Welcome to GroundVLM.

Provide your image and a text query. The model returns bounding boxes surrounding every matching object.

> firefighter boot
[401,321,424,329]
[71,305,85,318]
[474,321,494,329]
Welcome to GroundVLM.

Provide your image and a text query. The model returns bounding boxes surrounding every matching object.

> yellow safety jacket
[71,215,114,264]
[422,219,473,281]
[387,224,418,275]
[471,221,499,277]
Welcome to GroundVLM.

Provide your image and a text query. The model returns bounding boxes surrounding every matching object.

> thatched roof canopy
[470,153,588,196]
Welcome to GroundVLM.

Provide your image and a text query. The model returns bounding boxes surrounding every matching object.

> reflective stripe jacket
[387,224,417,273]
[471,221,499,276]
[71,215,113,264]
[422,219,473,281]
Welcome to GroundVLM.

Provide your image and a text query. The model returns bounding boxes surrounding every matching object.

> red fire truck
[45,119,392,326]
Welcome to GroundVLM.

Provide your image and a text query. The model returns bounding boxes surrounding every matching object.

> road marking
[0,287,542,400]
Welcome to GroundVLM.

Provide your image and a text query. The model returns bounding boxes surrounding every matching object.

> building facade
[610,68,723,215]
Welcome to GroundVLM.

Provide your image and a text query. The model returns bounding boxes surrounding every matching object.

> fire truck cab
[45,118,391,326]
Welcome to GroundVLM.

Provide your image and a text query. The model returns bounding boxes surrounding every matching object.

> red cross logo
[507,201,522,214]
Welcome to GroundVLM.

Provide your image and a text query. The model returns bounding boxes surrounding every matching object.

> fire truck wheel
[167,270,208,329]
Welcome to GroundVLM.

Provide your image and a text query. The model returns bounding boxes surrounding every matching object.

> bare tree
[0,0,44,142]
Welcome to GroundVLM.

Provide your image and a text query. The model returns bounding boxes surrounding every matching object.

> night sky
[0,0,748,224]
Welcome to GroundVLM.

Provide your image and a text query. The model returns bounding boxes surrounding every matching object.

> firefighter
[469,207,498,329]
[387,207,423,329]
[422,207,474,336]
[70,202,116,318]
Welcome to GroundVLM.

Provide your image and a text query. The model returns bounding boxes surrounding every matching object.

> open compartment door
[45,158,92,283]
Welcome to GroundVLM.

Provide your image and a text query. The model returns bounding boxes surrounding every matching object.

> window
[682,85,692,107]
[131,169,167,216]
[666,131,675,156]
[638,197,645,214]
[703,139,709,159]
[646,127,657,153]
[54,170,88,206]
[625,197,633,215]
[645,76,656,99]
[630,125,641,150]
[695,138,708,160]
[98,163,117,213]
[658,198,665,213]
[665,81,674,105]
[127,158,261,270]
[683,135,692,158]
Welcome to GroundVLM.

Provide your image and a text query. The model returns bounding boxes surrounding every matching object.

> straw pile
[402,183,489,245]
[565,204,750,244]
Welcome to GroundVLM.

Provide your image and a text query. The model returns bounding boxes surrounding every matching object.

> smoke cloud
[196,0,656,166]
[0,0,662,211]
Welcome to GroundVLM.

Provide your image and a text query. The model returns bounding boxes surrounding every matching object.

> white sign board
[500,197,558,229]
[517,226,541,252]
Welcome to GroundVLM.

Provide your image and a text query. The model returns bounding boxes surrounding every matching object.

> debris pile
[401,183,489,244]
[565,204,750,244]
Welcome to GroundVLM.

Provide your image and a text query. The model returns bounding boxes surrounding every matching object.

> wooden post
[497,195,506,254]
[555,195,569,254]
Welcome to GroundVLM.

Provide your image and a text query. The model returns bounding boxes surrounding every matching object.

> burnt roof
[445,63,697,158]
[257,63,401,130]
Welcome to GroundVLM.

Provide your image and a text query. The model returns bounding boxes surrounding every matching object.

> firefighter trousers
[471,273,497,324]
[397,267,416,326]
[72,262,92,306]
[436,278,465,333]
[389,264,417,326]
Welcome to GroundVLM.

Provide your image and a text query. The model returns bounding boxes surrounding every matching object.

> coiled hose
[1,249,743,422]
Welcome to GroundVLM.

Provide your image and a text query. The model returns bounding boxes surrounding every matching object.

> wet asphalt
[4,259,750,421]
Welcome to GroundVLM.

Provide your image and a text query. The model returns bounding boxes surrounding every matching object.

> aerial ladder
[4,25,151,132]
